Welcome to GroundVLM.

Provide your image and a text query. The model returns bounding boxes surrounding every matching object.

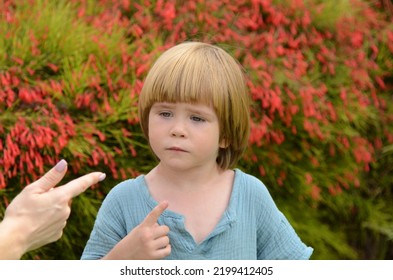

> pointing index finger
[143,201,169,226]
[57,172,106,199]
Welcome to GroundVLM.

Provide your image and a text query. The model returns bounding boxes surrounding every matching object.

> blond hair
[138,42,250,169]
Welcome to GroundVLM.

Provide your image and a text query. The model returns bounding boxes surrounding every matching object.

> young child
[81,42,313,260]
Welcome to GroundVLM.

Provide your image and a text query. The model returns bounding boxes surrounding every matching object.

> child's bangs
[148,55,223,108]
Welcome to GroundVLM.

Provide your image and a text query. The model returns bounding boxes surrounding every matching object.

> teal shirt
[81,169,313,260]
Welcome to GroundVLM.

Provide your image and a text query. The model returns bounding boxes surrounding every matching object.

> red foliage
[0,0,392,202]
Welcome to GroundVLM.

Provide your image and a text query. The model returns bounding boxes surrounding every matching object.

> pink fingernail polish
[99,173,106,182]
[55,159,67,172]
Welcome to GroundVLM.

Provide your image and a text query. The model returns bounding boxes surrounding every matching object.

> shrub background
[0,0,392,259]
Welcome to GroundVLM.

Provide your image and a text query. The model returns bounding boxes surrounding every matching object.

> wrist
[0,217,29,259]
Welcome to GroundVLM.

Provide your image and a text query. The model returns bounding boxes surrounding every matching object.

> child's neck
[148,163,225,193]
[145,163,235,244]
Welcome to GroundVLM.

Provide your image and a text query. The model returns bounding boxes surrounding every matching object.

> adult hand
[0,159,106,259]
[103,201,171,260]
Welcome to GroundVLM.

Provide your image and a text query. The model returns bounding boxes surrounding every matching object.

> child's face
[148,102,225,171]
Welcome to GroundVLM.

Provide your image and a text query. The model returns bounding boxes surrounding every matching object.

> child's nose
[170,120,186,137]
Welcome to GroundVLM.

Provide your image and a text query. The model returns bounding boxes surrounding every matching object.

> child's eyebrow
[152,102,216,117]
[152,102,175,109]
[184,105,216,118]
[187,108,212,116]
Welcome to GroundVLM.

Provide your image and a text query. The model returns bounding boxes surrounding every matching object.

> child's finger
[142,201,169,227]
[151,225,170,239]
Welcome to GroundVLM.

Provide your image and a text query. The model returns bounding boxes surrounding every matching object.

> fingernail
[55,159,67,172]
[99,173,106,182]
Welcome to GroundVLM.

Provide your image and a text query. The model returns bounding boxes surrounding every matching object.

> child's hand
[103,201,171,260]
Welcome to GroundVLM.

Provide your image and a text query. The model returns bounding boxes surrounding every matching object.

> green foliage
[1,0,147,259]
[278,200,358,259]
[305,0,354,30]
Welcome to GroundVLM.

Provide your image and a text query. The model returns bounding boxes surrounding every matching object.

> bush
[1,0,392,259]
[0,0,146,259]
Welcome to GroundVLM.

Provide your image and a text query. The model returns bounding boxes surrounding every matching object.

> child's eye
[191,116,205,122]
[159,111,172,118]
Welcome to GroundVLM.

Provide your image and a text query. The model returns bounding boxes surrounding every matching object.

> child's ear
[219,138,229,149]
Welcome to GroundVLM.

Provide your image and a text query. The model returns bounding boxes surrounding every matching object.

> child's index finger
[143,201,169,226]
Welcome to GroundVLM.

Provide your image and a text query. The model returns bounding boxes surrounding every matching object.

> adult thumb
[27,159,68,193]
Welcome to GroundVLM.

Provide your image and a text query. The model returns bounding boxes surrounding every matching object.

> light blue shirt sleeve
[237,171,313,260]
